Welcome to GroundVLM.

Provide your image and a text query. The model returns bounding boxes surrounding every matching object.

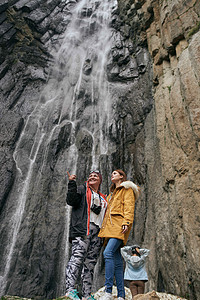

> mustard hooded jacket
[98,181,140,246]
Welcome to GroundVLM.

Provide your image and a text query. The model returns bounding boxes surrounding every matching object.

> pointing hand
[67,171,76,181]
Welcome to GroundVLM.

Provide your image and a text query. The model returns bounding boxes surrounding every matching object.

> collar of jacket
[117,180,141,200]
[85,181,107,200]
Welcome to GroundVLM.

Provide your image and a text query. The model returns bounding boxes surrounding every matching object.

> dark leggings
[129,280,145,298]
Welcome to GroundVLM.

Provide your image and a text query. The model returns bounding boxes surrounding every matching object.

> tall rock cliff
[0,0,199,299]
[117,0,200,299]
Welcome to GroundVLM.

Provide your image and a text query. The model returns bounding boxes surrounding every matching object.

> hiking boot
[99,292,113,300]
[65,289,80,299]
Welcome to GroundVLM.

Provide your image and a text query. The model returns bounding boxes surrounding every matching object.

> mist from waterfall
[0,0,118,296]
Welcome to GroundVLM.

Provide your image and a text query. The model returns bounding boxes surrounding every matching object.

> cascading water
[53,0,118,166]
[0,0,118,297]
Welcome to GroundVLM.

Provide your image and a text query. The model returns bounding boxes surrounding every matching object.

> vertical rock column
[117,0,200,299]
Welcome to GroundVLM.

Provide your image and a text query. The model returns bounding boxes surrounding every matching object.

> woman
[98,170,140,300]
[121,245,150,299]
[65,170,107,300]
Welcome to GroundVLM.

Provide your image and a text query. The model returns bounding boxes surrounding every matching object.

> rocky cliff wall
[0,0,67,215]
[0,1,72,298]
[117,0,200,299]
[0,0,153,298]
[0,0,199,300]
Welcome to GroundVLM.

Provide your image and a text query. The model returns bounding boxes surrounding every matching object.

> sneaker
[82,295,96,300]
[118,298,124,300]
[99,292,113,300]
[65,289,80,300]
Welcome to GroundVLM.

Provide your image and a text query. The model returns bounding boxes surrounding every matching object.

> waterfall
[0,0,118,297]
[53,0,118,166]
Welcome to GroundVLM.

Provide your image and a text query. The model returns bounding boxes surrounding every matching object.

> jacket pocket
[110,197,123,215]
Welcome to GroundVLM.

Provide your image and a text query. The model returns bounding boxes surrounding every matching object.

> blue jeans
[103,238,125,298]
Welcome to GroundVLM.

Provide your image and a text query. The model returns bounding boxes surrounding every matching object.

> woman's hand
[122,225,129,234]
[67,171,76,181]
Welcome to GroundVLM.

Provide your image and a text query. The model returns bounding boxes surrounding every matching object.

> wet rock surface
[0,0,199,300]
[0,1,153,299]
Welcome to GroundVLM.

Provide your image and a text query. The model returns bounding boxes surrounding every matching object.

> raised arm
[66,171,82,207]
[121,247,150,268]
[121,246,133,262]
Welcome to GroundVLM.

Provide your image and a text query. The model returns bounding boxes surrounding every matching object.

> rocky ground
[1,286,188,300]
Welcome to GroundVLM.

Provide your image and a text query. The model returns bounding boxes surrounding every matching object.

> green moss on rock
[188,21,200,38]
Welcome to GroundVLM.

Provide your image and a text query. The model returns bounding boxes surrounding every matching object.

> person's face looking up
[111,170,123,184]
[88,172,101,188]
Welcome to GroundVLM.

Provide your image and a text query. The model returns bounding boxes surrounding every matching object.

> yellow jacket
[98,181,140,246]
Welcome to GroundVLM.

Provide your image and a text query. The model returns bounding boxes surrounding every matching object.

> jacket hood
[120,181,140,200]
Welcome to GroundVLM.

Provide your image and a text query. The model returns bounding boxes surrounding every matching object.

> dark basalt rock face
[0,1,153,298]
[0,0,66,215]
[1,0,199,300]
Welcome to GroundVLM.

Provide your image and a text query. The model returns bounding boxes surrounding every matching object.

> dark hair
[131,245,141,256]
[110,169,127,192]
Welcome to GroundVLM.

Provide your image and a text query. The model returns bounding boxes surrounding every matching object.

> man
[65,170,107,300]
